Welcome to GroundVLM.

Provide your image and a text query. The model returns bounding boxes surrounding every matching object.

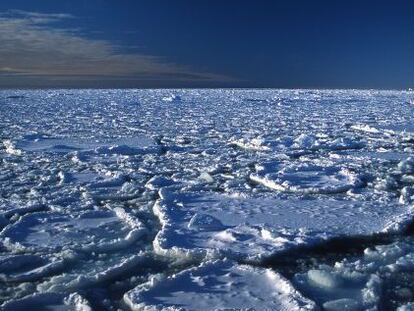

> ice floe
[1,208,147,253]
[2,292,92,311]
[12,134,156,155]
[37,252,152,292]
[153,187,411,261]
[250,160,363,194]
[124,259,315,311]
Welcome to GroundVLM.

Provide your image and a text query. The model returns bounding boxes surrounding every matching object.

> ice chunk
[124,259,315,311]
[295,239,414,310]
[153,188,409,260]
[398,303,414,311]
[0,255,69,283]
[228,137,271,151]
[13,135,156,154]
[82,172,143,202]
[293,134,318,149]
[145,176,175,190]
[323,298,360,311]
[351,124,381,134]
[400,186,414,204]
[307,270,343,289]
[162,94,181,102]
[251,162,362,194]
[0,201,47,222]
[1,209,146,253]
[187,213,225,231]
[198,171,214,183]
[2,292,91,311]
[398,157,414,174]
[37,252,150,292]
[327,137,364,151]
[3,140,22,156]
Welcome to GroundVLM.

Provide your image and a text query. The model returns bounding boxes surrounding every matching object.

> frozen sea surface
[1,89,414,310]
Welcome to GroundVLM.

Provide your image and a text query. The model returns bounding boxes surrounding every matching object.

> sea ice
[1,208,147,253]
[2,89,414,308]
[124,259,315,311]
[1,292,92,311]
[250,160,363,194]
[295,238,414,310]
[153,186,411,261]
[13,135,156,155]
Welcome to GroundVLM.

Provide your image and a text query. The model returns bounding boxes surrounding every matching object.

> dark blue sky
[0,0,413,88]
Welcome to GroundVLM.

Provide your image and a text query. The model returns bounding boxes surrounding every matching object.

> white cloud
[0,10,232,86]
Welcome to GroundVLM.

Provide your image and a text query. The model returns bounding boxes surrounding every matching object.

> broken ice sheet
[153,187,411,261]
[124,259,315,311]
[2,89,414,309]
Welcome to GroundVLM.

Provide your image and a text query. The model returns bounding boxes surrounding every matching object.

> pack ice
[1,89,414,310]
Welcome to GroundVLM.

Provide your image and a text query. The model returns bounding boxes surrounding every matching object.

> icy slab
[348,150,411,162]
[162,94,181,102]
[229,134,364,154]
[0,252,74,283]
[228,137,272,151]
[352,122,414,142]
[351,124,382,134]
[399,303,414,311]
[83,172,143,201]
[153,188,411,260]
[55,170,143,201]
[61,171,101,185]
[37,252,151,292]
[3,140,22,156]
[381,123,414,135]
[325,137,365,151]
[250,161,363,194]
[0,254,45,274]
[1,208,147,253]
[0,201,46,221]
[124,259,315,311]
[13,134,156,154]
[2,292,92,311]
[294,238,414,310]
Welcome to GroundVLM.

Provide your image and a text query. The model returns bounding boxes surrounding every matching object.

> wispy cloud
[0,10,232,87]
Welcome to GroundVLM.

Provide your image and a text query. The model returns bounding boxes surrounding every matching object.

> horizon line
[0,86,413,92]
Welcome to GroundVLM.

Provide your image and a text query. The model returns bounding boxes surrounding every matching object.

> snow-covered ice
[1,208,147,253]
[124,259,315,310]
[153,187,410,261]
[1,89,414,309]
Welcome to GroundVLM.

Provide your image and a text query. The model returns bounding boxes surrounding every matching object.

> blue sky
[0,0,414,88]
